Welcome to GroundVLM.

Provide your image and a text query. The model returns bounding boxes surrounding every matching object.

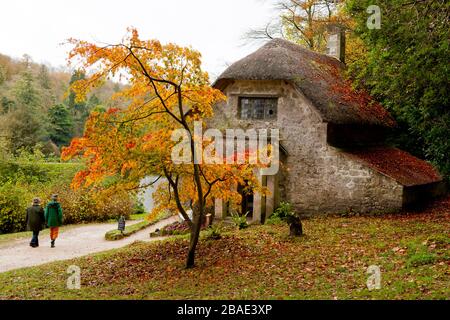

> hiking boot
[51,240,55,248]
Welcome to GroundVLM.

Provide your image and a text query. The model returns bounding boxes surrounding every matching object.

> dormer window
[239,97,278,120]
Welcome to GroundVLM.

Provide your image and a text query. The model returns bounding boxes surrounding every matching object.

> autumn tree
[280,0,342,51]
[246,0,367,64]
[247,1,342,50]
[62,29,265,268]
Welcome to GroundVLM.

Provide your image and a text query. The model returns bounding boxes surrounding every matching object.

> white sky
[0,0,278,79]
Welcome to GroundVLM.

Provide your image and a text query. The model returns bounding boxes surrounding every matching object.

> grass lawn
[129,213,149,221]
[0,197,448,300]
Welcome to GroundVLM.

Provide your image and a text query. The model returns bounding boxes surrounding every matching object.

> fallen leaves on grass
[0,196,449,300]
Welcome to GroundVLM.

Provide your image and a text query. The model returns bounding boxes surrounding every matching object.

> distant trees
[37,65,51,90]
[246,0,344,51]
[67,71,93,137]
[245,1,365,63]
[279,0,342,51]
[2,107,45,152]
[4,69,47,152]
[0,66,5,86]
[13,69,40,108]
[48,104,73,146]
[0,54,112,156]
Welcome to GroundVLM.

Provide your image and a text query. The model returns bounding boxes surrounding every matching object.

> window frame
[238,96,279,121]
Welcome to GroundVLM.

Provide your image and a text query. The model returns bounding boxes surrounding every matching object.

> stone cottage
[210,38,444,223]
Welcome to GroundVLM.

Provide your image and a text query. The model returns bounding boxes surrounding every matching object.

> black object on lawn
[118,216,126,233]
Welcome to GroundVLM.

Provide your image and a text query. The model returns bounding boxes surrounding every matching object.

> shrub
[0,182,30,233]
[231,211,249,230]
[0,160,49,185]
[268,202,303,236]
[133,200,146,215]
[160,221,191,236]
[0,181,136,234]
[203,223,223,240]
[0,152,136,234]
[271,201,293,220]
[51,185,134,225]
[269,202,300,223]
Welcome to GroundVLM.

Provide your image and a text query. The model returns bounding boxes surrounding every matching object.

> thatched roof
[344,147,442,186]
[214,39,395,127]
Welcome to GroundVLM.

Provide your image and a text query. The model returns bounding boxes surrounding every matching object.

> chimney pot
[326,25,346,64]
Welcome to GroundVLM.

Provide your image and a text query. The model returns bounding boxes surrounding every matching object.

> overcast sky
[0,0,278,79]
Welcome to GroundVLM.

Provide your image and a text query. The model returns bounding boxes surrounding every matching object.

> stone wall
[209,80,404,215]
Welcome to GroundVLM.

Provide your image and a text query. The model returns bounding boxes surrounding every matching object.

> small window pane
[239,97,278,120]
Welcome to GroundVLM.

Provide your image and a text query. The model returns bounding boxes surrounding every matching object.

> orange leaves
[70,78,89,103]
[61,137,89,161]
[71,170,90,189]
[62,27,261,221]
[125,141,136,150]
[107,107,120,115]
[66,27,224,120]
[120,161,137,177]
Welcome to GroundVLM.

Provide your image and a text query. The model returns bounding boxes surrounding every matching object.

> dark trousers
[30,231,40,247]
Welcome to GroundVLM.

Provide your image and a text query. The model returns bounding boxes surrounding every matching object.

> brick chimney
[326,25,346,64]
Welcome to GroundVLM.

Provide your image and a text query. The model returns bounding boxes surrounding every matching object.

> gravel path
[0,216,179,273]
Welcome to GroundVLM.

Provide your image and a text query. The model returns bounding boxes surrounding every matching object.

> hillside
[0,52,122,155]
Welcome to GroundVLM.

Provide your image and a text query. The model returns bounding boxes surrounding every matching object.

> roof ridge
[213,39,395,127]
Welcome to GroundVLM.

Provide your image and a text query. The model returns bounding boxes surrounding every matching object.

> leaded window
[239,97,278,120]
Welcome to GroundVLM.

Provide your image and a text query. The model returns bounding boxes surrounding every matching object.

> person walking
[44,194,63,248]
[25,198,45,248]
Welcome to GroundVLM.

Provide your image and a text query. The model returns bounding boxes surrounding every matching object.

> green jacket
[44,201,63,227]
[26,205,45,232]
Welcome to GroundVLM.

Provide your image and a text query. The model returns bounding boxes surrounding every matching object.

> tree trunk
[186,134,204,268]
[186,205,202,268]
[183,103,205,268]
